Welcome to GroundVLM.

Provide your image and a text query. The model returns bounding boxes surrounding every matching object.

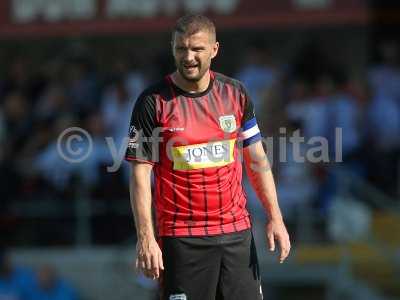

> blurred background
[0,0,400,299]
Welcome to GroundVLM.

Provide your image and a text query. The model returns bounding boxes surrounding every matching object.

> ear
[211,41,219,59]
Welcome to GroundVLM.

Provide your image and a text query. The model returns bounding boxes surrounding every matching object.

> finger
[140,256,147,270]
[158,250,164,270]
[145,255,152,270]
[143,269,153,278]
[279,239,291,263]
[145,268,156,280]
[135,258,139,269]
[280,248,290,263]
[267,233,275,251]
[151,254,159,278]
[278,236,285,262]
[279,248,287,263]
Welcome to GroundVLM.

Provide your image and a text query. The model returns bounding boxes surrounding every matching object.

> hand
[266,219,291,263]
[135,237,164,279]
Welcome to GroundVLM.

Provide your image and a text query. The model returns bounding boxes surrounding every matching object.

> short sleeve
[125,94,158,164]
[239,84,262,147]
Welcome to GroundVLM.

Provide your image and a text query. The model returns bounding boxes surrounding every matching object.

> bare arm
[243,141,291,263]
[130,161,155,240]
[130,161,163,278]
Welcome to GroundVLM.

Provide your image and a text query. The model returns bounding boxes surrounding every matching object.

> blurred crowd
[0,37,399,246]
[0,44,152,245]
[0,248,78,300]
[0,48,147,203]
[240,40,400,224]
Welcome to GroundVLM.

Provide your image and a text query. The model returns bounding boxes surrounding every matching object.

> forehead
[173,30,213,46]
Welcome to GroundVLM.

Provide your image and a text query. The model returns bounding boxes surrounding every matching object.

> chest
[158,95,242,145]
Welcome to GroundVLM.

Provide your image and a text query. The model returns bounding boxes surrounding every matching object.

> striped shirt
[125,71,262,237]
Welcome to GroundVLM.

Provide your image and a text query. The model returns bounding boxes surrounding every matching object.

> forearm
[129,162,164,277]
[244,142,291,261]
[244,142,283,221]
[129,163,155,241]
[246,164,282,221]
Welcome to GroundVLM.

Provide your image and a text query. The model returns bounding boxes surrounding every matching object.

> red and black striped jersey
[125,71,262,237]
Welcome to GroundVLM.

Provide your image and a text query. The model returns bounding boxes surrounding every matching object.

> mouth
[183,63,199,71]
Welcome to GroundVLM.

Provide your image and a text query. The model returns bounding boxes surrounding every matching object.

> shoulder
[133,79,171,114]
[137,79,167,102]
[213,71,246,93]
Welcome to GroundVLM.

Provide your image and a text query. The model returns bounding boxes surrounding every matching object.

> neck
[171,70,210,94]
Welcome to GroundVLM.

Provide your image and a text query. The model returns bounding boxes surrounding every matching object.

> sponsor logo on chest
[171,139,235,170]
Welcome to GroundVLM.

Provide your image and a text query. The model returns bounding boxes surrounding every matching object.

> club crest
[219,115,236,133]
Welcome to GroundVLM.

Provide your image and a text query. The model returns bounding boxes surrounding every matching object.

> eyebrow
[175,44,207,49]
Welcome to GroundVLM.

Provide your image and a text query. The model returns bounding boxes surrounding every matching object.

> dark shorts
[160,229,263,300]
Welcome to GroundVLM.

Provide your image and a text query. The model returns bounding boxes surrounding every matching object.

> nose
[183,50,196,62]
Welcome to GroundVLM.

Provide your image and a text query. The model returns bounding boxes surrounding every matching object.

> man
[125,14,290,300]
[0,248,36,300]
[28,265,78,300]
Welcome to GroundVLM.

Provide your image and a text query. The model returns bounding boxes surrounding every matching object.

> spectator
[2,92,32,158]
[365,90,400,195]
[368,40,400,101]
[236,43,278,112]
[65,61,98,114]
[101,79,134,145]
[0,249,36,300]
[286,75,332,140]
[366,40,400,195]
[79,111,113,189]
[27,266,78,300]
[101,77,140,182]
[276,120,318,221]
[0,92,32,205]
[34,84,70,122]
[32,117,80,193]
[328,79,363,161]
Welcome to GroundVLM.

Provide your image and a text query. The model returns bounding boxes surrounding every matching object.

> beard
[176,60,210,82]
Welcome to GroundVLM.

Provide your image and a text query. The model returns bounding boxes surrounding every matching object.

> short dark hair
[172,14,216,41]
